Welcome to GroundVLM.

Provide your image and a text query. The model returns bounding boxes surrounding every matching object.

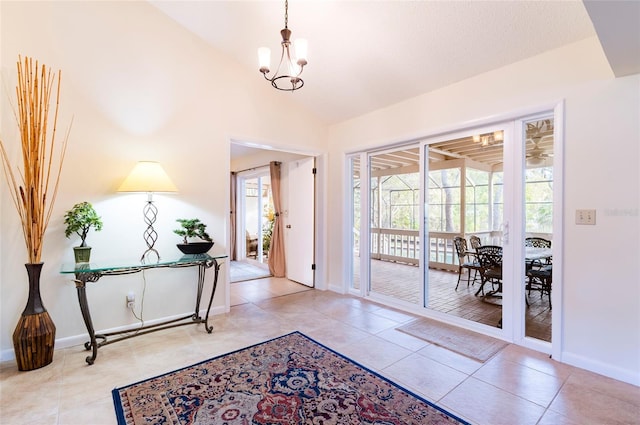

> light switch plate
[576,209,596,225]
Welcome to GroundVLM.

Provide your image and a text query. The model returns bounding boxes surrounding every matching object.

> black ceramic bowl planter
[176,241,214,255]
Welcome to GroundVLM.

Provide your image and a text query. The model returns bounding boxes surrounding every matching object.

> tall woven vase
[12,263,56,371]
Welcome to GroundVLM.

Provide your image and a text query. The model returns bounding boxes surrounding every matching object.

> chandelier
[258,0,308,91]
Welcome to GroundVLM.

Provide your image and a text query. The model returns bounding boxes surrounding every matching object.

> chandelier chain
[284,0,289,29]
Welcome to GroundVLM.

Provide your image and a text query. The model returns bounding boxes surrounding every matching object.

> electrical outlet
[126,292,135,309]
[576,209,596,225]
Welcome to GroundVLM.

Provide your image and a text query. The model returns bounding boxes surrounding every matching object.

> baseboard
[1,305,227,363]
[561,350,639,387]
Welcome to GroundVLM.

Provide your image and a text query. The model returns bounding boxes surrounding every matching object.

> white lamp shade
[258,47,271,70]
[118,161,178,193]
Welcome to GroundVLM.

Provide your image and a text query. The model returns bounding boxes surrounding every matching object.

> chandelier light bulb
[258,47,271,73]
[294,38,308,64]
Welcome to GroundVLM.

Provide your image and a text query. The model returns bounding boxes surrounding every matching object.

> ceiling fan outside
[526,119,554,165]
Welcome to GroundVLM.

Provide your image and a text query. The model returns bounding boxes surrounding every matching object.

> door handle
[286,225,292,228]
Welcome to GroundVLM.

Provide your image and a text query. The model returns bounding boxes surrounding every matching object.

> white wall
[0,2,326,358]
[327,37,640,385]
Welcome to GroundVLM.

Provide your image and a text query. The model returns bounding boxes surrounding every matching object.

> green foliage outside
[262,216,274,253]
[357,165,553,235]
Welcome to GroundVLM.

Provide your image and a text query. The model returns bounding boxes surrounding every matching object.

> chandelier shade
[258,0,308,91]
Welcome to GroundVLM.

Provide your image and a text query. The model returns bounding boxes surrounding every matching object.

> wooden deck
[354,258,551,342]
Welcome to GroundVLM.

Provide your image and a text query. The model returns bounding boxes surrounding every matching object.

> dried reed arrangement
[0,56,71,263]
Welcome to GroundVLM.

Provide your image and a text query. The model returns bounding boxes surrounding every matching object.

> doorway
[230,144,317,287]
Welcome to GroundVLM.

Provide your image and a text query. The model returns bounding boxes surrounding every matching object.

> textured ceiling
[151,0,600,125]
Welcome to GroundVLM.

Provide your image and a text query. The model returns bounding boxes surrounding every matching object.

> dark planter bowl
[176,241,214,255]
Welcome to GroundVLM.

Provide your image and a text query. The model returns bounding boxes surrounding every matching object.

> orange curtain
[229,172,237,261]
[268,161,286,277]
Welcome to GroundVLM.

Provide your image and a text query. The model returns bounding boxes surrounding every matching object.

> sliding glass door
[347,106,562,351]
[367,147,423,306]
[522,116,555,343]
[424,126,506,329]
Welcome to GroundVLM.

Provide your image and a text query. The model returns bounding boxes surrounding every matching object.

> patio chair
[453,236,482,290]
[524,237,551,248]
[526,264,552,309]
[246,230,258,258]
[470,235,482,250]
[475,245,503,296]
[525,237,552,266]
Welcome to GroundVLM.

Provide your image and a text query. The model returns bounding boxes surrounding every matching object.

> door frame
[228,140,327,293]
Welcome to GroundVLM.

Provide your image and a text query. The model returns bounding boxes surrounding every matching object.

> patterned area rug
[113,332,469,425]
[397,318,508,362]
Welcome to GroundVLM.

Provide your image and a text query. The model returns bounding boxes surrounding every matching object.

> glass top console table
[60,253,227,365]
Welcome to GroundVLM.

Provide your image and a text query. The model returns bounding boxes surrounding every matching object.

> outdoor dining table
[525,247,553,262]
[476,246,553,298]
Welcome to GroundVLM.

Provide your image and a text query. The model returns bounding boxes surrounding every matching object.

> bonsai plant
[174,218,214,254]
[64,201,103,263]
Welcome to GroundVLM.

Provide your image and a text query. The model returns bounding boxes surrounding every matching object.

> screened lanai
[351,119,554,341]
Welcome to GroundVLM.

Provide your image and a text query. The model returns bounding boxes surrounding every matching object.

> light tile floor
[1,278,638,424]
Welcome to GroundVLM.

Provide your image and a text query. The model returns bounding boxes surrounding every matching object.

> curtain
[229,172,237,261]
[268,161,286,277]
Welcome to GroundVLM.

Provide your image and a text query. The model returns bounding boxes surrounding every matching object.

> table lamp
[118,161,178,262]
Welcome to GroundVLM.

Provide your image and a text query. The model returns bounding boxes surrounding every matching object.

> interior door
[285,157,315,287]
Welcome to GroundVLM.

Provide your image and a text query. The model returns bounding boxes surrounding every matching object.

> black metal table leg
[74,279,98,365]
[204,259,219,333]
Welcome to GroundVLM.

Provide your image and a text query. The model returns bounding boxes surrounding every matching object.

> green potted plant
[174,218,214,254]
[64,201,103,263]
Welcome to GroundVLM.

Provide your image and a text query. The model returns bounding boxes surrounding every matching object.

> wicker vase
[12,263,56,371]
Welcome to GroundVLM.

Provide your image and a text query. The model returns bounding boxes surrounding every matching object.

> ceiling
[151,1,639,127]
